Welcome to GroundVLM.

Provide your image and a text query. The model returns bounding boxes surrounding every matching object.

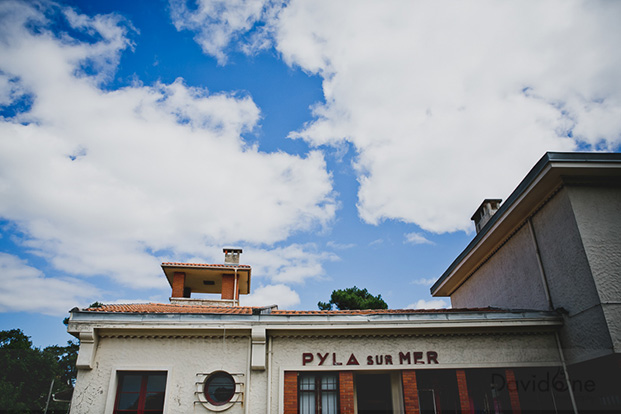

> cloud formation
[245,244,338,285]
[411,278,437,287]
[169,0,281,64]
[0,253,99,315]
[407,299,449,310]
[241,283,300,308]
[404,232,433,245]
[277,1,621,232]
[176,0,621,233]
[0,1,335,309]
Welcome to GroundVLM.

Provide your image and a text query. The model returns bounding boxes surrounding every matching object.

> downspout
[245,334,252,414]
[528,218,579,414]
[555,332,579,414]
[528,219,554,310]
[266,335,273,414]
[234,268,239,306]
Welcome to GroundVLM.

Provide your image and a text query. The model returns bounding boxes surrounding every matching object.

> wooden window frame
[298,372,340,414]
[113,371,167,414]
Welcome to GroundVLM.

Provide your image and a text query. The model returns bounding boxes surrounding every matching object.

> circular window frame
[199,371,241,412]
[204,371,235,406]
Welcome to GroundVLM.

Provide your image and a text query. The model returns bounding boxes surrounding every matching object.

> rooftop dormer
[162,248,251,307]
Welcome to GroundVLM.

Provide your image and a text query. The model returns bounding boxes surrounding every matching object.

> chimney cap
[471,199,502,234]
[223,248,243,254]
[470,199,502,221]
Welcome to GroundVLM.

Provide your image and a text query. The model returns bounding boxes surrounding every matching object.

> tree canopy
[318,286,388,310]
[0,328,77,413]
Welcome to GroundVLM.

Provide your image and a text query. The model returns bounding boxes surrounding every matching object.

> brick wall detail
[456,369,470,413]
[221,274,235,300]
[171,272,185,298]
[339,371,355,414]
[402,370,420,414]
[283,371,298,414]
[505,369,521,414]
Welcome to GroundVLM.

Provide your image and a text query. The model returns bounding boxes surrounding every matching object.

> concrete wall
[71,334,251,414]
[533,186,615,364]
[71,328,561,414]
[450,223,549,310]
[531,189,600,315]
[267,332,560,413]
[451,185,619,365]
[567,184,621,353]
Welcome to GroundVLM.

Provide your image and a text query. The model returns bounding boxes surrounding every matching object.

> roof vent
[471,199,502,233]
[224,248,243,264]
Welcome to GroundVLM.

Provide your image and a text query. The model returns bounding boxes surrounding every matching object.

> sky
[1,0,620,348]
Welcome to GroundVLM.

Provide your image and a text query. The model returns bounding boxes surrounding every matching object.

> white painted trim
[195,371,244,412]
[71,317,563,335]
[277,367,284,414]
[390,371,404,414]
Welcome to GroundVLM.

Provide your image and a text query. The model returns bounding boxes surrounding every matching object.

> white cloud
[169,1,621,231]
[0,2,335,292]
[244,244,338,284]
[404,232,433,245]
[407,298,449,310]
[326,241,355,250]
[241,283,300,308]
[171,2,621,233]
[267,0,621,233]
[0,253,99,315]
[411,278,437,287]
[169,0,281,64]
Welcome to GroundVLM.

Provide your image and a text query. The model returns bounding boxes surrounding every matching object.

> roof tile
[82,303,504,315]
[161,262,251,268]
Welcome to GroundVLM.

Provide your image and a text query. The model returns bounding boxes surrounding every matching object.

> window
[196,371,243,411]
[299,373,339,414]
[114,371,167,414]
[204,371,236,406]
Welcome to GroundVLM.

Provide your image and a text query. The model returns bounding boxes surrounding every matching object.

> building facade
[67,153,621,413]
[431,152,621,413]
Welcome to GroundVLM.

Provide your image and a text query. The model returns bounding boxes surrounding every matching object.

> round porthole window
[204,371,235,406]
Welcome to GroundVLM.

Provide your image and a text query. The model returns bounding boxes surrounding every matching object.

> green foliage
[318,286,388,310]
[45,341,79,387]
[0,328,77,412]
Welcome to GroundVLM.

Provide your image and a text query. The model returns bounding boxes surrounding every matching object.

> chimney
[224,248,242,264]
[471,199,502,233]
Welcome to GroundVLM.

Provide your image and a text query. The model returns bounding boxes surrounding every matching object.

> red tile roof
[161,262,251,268]
[84,303,254,314]
[82,303,504,315]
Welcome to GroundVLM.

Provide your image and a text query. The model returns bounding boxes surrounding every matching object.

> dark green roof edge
[431,151,621,296]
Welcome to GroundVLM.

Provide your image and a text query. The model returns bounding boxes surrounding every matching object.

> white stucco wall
[450,223,549,310]
[70,321,561,414]
[71,334,251,414]
[567,184,621,353]
[532,188,601,315]
[449,185,619,365]
[534,186,616,363]
[267,332,561,413]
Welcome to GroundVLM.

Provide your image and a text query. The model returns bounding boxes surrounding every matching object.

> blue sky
[1,0,620,348]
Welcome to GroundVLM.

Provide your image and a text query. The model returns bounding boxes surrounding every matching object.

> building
[67,152,621,414]
[431,152,621,413]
